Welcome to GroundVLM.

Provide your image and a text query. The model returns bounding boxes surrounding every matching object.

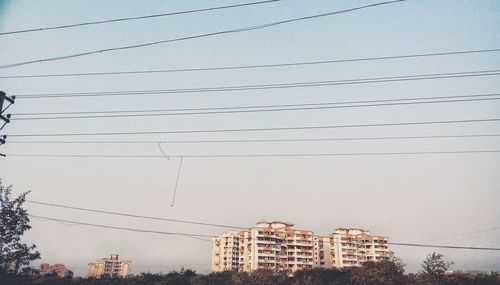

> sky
[0,0,500,277]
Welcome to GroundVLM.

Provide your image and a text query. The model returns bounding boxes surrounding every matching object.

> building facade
[87,254,131,278]
[38,263,73,277]
[212,231,240,272]
[238,221,314,272]
[330,228,390,268]
[212,222,389,273]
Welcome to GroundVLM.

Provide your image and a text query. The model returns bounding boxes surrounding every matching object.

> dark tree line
[1,259,499,285]
[1,180,499,285]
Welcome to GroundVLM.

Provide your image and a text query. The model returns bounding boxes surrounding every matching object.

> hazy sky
[0,0,499,277]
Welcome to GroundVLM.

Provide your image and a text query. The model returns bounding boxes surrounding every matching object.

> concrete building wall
[212,223,389,274]
[87,254,131,278]
[212,231,240,272]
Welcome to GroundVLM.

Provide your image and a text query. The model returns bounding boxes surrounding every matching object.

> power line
[29,215,500,251]
[10,96,500,121]
[2,47,499,79]
[0,0,406,69]
[6,150,500,159]
[6,118,500,137]
[13,69,500,99]
[387,242,500,251]
[26,200,245,229]
[31,216,214,242]
[14,93,500,116]
[8,134,500,145]
[26,200,500,244]
[32,216,213,242]
[0,0,282,36]
[29,214,216,239]
[420,227,500,243]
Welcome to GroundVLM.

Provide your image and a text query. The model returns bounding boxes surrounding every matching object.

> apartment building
[330,228,390,268]
[239,220,314,272]
[87,254,131,278]
[313,236,333,268]
[212,221,314,273]
[212,231,240,272]
[38,263,73,278]
[212,222,390,273]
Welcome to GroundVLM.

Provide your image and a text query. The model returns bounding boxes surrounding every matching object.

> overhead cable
[13,69,500,99]
[29,214,216,239]
[7,134,500,145]
[2,47,499,79]
[12,92,500,117]
[6,118,500,137]
[0,0,282,36]
[10,96,500,121]
[29,214,500,250]
[26,200,244,229]
[6,150,500,159]
[0,0,406,69]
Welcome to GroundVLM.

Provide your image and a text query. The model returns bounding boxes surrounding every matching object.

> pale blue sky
[0,0,499,276]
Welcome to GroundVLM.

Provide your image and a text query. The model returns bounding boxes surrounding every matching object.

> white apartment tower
[211,222,389,273]
[330,228,390,267]
[87,254,131,278]
[313,236,333,268]
[212,231,240,272]
[239,220,314,272]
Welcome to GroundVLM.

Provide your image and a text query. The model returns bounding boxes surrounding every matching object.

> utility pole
[0,91,15,129]
[0,91,15,156]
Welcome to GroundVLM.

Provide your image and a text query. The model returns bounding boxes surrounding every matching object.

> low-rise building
[87,254,131,278]
[38,263,73,277]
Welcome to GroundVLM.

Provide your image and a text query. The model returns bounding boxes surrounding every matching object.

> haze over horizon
[0,0,499,277]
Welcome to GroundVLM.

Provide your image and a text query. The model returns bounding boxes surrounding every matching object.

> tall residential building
[87,254,131,278]
[212,221,314,273]
[313,236,333,268]
[241,220,314,272]
[212,231,240,272]
[212,222,389,273]
[330,228,390,268]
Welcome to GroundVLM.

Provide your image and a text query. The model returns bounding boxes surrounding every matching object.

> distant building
[212,231,240,272]
[38,263,73,278]
[313,236,333,268]
[212,222,389,273]
[0,261,17,273]
[87,254,131,278]
[329,228,390,267]
[212,221,315,273]
[240,220,314,272]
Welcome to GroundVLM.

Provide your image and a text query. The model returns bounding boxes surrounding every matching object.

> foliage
[419,252,452,285]
[1,258,499,285]
[349,259,408,285]
[0,180,40,273]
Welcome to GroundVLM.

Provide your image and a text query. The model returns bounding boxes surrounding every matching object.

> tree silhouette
[0,180,40,273]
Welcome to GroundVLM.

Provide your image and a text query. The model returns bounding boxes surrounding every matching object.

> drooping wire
[26,200,245,229]
[171,157,184,207]
[28,214,500,250]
